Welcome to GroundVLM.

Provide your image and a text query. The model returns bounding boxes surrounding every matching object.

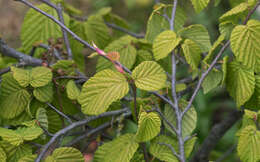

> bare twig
[35,108,130,162]
[46,103,73,124]
[215,144,237,162]
[105,23,144,38]
[38,44,63,60]
[158,142,180,159]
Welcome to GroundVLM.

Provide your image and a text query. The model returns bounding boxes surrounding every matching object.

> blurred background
[0,0,260,161]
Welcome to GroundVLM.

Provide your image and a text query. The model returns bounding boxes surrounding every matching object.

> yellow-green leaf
[78,69,129,115]
[16,127,43,141]
[178,24,212,52]
[181,39,201,70]
[221,56,229,85]
[202,70,223,94]
[11,67,30,87]
[21,4,69,55]
[164,100,197,137]
[94,134,139,162]
[96,36,137,71]
[190,0,210,13]
[66,80,80,100]
[145,4,186,43]
[245,75,260,109]
[135,111,161,142]
[219,2,248,22]
[36,108,48,130]
[237,126,260,162]
[0,73,31,119]
[226,61,255,107]
[153,30,182,60]
[219,21,236,39]
[0,128,23,146]
[18,154,37,162]
[230,20,260,72]
[30,67,52,88]
[0,147,6,162]
[33,83,53,102]
[132,61,167,91]
[46,147,84,162]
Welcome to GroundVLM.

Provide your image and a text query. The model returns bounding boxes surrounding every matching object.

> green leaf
[145,4,187,43]
[85,15,110,49]
[149,135,178,162]
[178,24,212,52]
[0,142,32,162]
[30,67,52,88]
[0,147,6,162]
[203,35,225,65]
[202,70,223,94]
[164,100,197,137]
[230,20,260,72]
[18,154,36,162]
[46,147,84,162]
[78,69,129,115]
[149,135,197,162]
[46,108,62,133]
[0,128,23,146]
[153,30,182,60]
[237,126,260,162]
[181,39,201,70]
[11,67,30,87]
[16,127,43,141]
[96,36,137,71]
[219,21,236,40]
[21,4,69,55]
[0,73,31,119]
[221,56,229,85]
[226,61,255,107]
[219,2,248,22]
[66,80,80,100]
[33,83,53,102]
[190,0,210,13]
[36,108,48,130]
[135,50,153,65]
[132,61,167,91]
[94,134,139,162]
[135,111,161,142]
[245,75,260,109]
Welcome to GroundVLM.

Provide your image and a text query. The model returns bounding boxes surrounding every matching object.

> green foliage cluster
[0,0,260,161]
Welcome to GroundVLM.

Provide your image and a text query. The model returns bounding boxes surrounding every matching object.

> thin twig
[158,142,180,159]
[46,102,73,124]
[35,108,129,162]
[215,144,237,162]
[105,23,144,38]
[38,43,63,60]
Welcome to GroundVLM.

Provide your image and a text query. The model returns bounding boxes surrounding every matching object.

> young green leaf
[202,70,223,94]
[181,39,201,71]
[78,69,129,115]
[226,61,255,107]
[16,127,43,141]
[36,108,48,131]
[45,147,84,162]
[0,128,23,146]
[18,154,37,162]
[219,2,248,22]
[0,73,31,119]
[21,4,69,55]
[221,56,229,85]
[11,67,30,87]
[245,75,260,109]
[0,147,6,162]
[94,134,139,162]
[237,126,260,162]
[178,24,212,52]
[30,67,52,88]
[135,111,161,142]
[190,0,210,13]
[132,61,167,91]
[153,30,182,60]
[66,80,80,100]
[230,20,260,72]
[164,100,197,137]
[219,21,236,39]
[33,83,53,102]
[145,4,187,43]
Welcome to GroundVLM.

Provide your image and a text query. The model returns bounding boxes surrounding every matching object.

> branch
[0,38,42,66]
[46,103,73,124]
[105,23,144,38]
[38,43,63,60]
[35,108,130,162]
[190,110,243,162]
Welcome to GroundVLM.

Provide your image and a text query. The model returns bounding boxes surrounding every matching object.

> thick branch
[0,38,42,66]
[35,108,129,162]
[190,110,243,162]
